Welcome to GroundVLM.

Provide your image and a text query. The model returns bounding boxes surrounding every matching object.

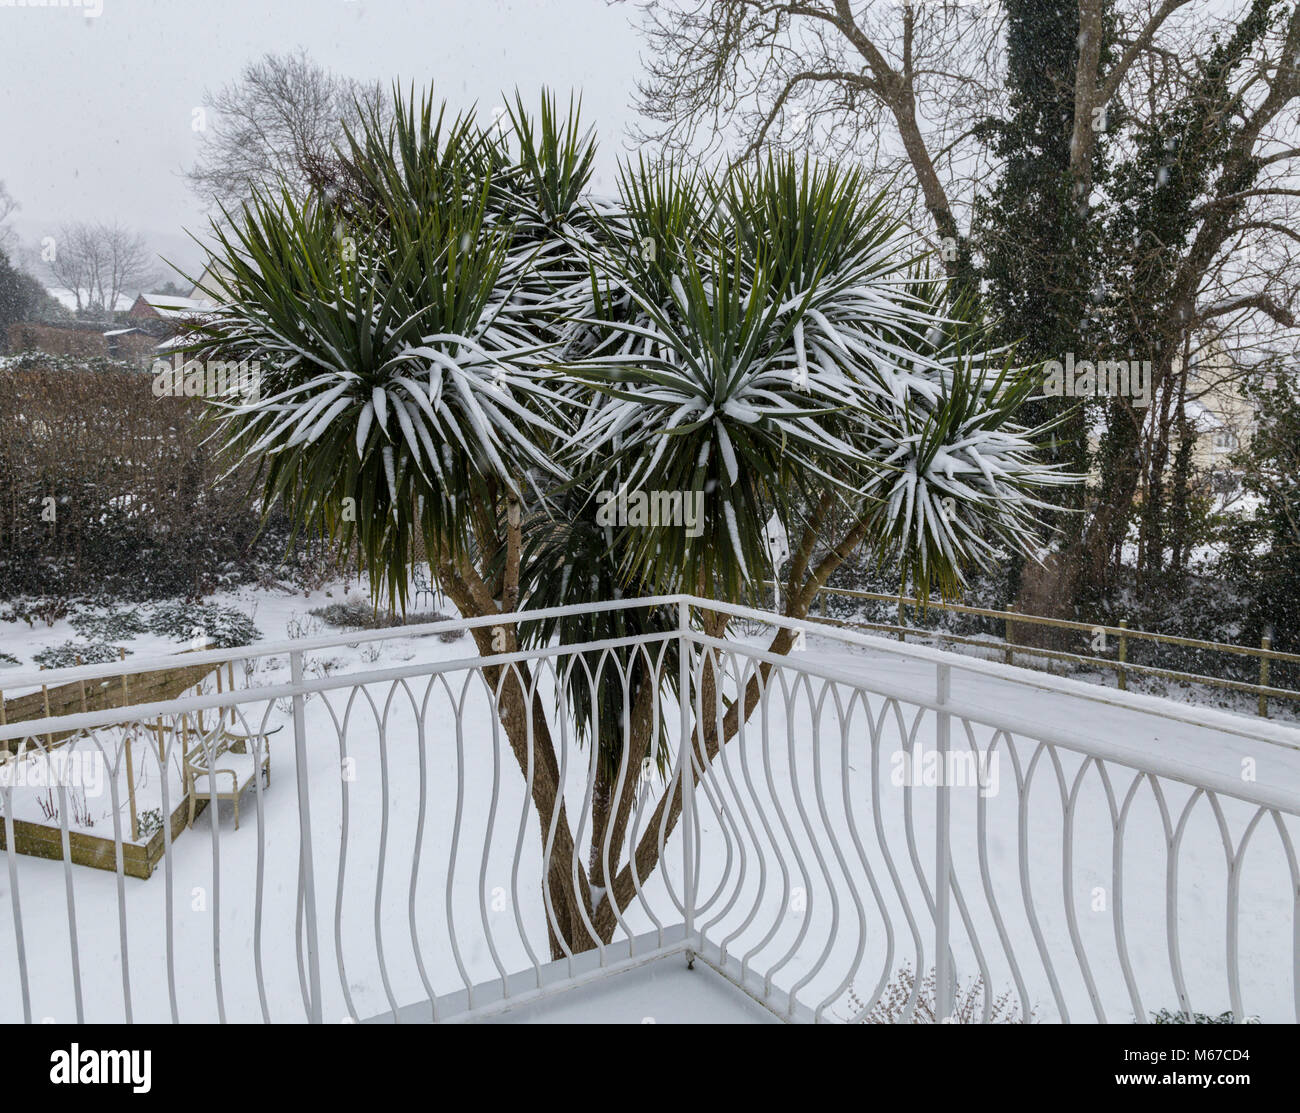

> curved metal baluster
[81,730,131,1023]
[758,668,820,1001]
[156,721,179,1023]
[691,647,740,924]
[750,668,815,1003]
[700,652,757,942]
[47,734,85,1022]
[565,651,608,966]
[692,729,741,923]
[712,657,765,962]
[408,673,456,1015]
[811,683,869,1022]
[1267,810,1300,1023]
[594,644,658,950]
[1149,778,1189,1018]
[543,658,577,971]
[474,667,510,995]
[234,700,277,1023]
[190,718,225,1023]
[850,698,925,1023]
[323,686,361,1022]
[1063,755,1107,1022]
[1220,796,1262,1022]
[836,689,895,1021]
[738,669,791,988]
[1017,740,1070,1022]
[624,646,670,944]
[509,660,546,990]
[2,753,31,1023]
[785,675,849,1018]
[895,701,933,1022]
[971,727,1032,1023]
[446,672,478,1001]
[1113,772,1149,1023]
[371,682,401,1019]
[933,714,996,1023]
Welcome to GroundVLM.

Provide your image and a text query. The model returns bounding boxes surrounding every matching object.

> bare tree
[45,221,155,315]
[627,1,1200,274]
[0,181,18,257]
[186,48,391,213]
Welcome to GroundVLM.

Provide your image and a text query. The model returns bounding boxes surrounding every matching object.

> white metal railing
[1,596,1297,1024]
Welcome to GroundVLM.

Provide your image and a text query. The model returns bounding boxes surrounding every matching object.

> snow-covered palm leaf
[563,167,892,599]
[193,147,567,610]
[852,304,1076,597]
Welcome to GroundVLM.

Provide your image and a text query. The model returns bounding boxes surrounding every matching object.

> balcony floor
[481,952,779,1025]
[370,928,786,1024]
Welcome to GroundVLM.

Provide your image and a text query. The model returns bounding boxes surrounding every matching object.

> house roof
[134,294,208,319]
[188,262,235,306]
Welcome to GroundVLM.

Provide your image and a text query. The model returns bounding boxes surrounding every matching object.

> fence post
[934,661,953,1021]
[1259,634,1272,718]
[677,601,696,949]
[290,649,323,1021]
[1004,607,1014,665]
[1118,620,1129,692]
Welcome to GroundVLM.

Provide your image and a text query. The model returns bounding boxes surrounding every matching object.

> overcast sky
[0,0,647,280]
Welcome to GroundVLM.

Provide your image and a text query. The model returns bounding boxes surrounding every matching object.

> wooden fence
[801,585,1299,718]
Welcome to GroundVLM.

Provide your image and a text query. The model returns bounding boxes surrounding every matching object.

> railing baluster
[678,600,696,945]
[289,649,323,1023]
[934,662,953,1022]
[2,770,32,1024]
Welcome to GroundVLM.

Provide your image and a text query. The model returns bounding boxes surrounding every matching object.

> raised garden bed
[0,792,208,880]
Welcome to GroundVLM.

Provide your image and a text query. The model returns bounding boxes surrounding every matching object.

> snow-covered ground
[1,583,1297,1024]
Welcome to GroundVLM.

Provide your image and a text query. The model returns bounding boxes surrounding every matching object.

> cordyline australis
[185,86,1072,958]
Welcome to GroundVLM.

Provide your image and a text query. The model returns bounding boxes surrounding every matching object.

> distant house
[1183,344,1259,475]
[127,293,209,322]
[1081,338,1262,490]
[187,261,235,308]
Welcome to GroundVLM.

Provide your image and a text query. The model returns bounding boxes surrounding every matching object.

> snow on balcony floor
[370,929,783,1024]
[479,953,779,1024]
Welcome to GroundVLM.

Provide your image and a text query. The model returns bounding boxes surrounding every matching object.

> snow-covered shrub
[842,965,1034,1023]
[136,808,163,840]
[1150,1008,1237,1024]
[70,606,148,641]
[405,611,464,643]
[0,362,358,602]
[309,599,396,630]
[32,641,130,669]
[147,601,260,648]
[1,596,72,627]
[285,613,324,640]
[310,600,462,641]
